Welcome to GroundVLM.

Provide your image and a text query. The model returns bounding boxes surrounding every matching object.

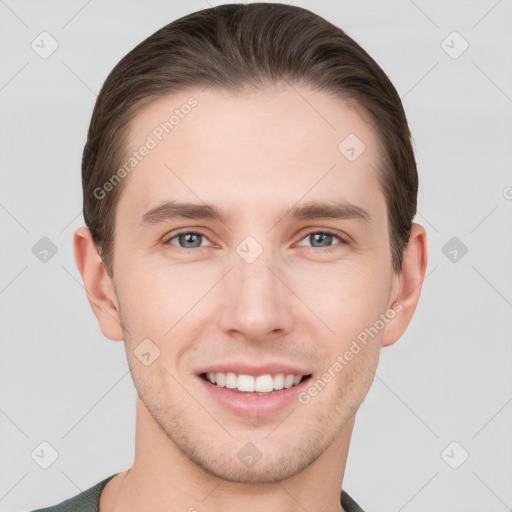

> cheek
[291,261,391,340]
[116,259,216,345]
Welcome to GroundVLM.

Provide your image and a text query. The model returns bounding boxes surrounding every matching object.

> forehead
[118,85,385,227]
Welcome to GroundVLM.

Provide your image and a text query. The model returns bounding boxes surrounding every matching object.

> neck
[101,398,354,512]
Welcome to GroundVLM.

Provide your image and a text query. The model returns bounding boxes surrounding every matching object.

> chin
[188,447,319,484]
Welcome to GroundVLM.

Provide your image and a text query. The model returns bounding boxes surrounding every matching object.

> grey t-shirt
[30,473,365,512]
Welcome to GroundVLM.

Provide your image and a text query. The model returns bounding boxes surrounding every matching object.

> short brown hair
[82,3,417,276]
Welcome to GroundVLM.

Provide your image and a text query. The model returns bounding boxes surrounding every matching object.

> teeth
[225,372,237,389]
[205,372,305,393]
[284,374,294,388]
[216,372,226,387]
[237,374,254,392]
[273,373,284,390]
[255,374,273,392]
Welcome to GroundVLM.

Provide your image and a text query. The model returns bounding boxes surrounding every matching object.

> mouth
[196,363,314,417]
[200,372,312,395]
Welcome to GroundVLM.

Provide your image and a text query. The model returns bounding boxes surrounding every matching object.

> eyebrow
[139,199,371,227]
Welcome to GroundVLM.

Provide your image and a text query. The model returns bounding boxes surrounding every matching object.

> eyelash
[163,229,348,253]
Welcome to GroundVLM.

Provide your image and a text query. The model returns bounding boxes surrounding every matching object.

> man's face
[111,85,399,483]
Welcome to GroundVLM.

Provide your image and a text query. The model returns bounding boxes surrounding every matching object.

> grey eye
[169,232,206,249]
[309,233,334,247]
[297,231,343,249]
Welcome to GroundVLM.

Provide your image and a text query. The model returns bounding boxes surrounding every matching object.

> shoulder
[27,474,118,512]
[341,489,366,512]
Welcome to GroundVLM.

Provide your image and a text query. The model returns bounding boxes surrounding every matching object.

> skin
[74,84,427,512]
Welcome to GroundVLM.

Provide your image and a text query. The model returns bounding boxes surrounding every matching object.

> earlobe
[73,226,124,342]
[381,223,428,347]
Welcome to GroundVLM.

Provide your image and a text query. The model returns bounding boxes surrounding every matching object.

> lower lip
[198,375,311,418]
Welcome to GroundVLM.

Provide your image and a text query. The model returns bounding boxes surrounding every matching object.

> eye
[165,231,211,249]
[164,229,348,252]
[296,230,347,252]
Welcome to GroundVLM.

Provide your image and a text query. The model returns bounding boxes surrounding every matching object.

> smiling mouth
[200,372,312,394]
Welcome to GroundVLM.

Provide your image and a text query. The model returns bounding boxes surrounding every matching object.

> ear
[73,226,124,341]
[381,223,428,347]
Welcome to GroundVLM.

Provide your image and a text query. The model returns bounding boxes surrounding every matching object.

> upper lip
[196,362,311,377]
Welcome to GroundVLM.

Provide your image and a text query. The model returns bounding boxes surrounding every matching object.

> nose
[217,245,295,343]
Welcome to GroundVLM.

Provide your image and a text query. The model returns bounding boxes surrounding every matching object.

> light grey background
[1,1,511,511]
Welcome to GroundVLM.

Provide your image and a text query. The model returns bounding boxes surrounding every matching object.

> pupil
[313,233,331,247]
[182,233,200,248]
